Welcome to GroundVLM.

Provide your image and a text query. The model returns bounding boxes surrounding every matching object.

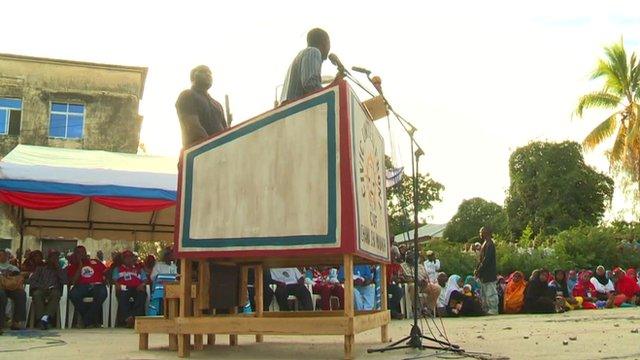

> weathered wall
[0,55,146,156]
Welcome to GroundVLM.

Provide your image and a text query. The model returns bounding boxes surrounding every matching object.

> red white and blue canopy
[0,145,177,241]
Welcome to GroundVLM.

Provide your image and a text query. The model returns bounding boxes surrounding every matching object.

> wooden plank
[380,264,389,343]
[166,283,198,299]
[344,334,354,360]
[240,266,249,306]
[135,317,177,334]
[168,300,179,350]
[174,316,348,335]
[197,261,210,310]
[178,258,192,358]
[207,334,215,346]
[229,307,238,346]
[193,306,203,350]
[255,264,264,343]
[262,310,346,318]
[353,311,390,333]
[343,254,354,318]
[139,333,149,350]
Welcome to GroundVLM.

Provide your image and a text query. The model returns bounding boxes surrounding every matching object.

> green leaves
[443,197,508,243]
[385,155,444,235]
[505,141,614,239]
[577,40,640,190]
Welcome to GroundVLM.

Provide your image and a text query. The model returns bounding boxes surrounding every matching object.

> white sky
[3,0,640,225]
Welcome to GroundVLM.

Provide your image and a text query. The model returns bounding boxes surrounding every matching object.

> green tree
[386,156,444,236]
[576,40,640,192]
[443,197,508,243]
[505,141,614,238]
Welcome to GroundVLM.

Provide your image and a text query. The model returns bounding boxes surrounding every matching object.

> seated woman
[612,267,639,307]
[572,271,598,309]
[464,276,481,298]
[503,271,526,314]
[590,265,615,308]
[524,269,563,314]
[444,275,484,317]
[549,269,581,310]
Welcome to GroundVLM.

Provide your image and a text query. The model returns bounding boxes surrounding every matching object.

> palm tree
[576,40,640,190]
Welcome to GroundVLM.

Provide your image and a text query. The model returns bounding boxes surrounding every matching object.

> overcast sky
[3,0,640,225]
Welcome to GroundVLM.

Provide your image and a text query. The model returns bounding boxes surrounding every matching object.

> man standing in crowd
[475,227,498,315]
[29,250,67,329]
[67,245,108,327]
[423,250,441,284]
[280,28,331,102]
[176,65,227,148]
[113,250,147,327]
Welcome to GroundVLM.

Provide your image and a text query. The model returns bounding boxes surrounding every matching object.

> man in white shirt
[268,268,313,311]
[423,250,441,284]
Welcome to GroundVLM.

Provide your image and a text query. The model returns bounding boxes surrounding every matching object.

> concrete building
[0,53,148,255]
[0,53,147,157]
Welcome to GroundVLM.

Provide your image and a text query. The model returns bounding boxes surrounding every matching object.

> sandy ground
[2,308,640,360]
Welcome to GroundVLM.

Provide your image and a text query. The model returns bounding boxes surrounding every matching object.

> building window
[0,97,22,136]
[49,102,84,139]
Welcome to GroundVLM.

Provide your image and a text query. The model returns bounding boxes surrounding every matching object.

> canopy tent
[0,145,178,248]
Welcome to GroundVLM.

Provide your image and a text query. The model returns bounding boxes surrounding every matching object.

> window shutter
[8,110,21,136]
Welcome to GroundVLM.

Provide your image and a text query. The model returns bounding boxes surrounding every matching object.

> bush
[422,223,640,279]
[423,240,477,277]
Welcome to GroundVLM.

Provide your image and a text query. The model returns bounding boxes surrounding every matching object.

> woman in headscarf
[464,275,481,297]
[572,270,597,309]
[524,269,563,313]
[590,265,615,308]
[496,275,506,314]
[549,269,581,310]
[613,267,639,306]
[444,275,484,316]
[503,271,527,314]
[20,249,44,273]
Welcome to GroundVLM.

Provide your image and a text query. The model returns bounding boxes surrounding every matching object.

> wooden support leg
[193,305,203,350]
[168,299,179,350]
[207,334,216,346]
[343,255,355,360]
[229,306,238,346]
[380,263,390,343]
[178,258,193,358]
[255,264,264,343]
[139,333,149,350]
[344,334,355,360]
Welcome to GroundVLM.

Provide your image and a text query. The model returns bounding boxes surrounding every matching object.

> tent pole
[18,207,24,264]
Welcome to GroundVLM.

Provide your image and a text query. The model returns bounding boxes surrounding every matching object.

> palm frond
[583,113,619,149]
[575,91,621,117]
[609,125,627,163]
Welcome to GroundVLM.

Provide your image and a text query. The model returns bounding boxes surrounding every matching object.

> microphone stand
[364,72,462,355]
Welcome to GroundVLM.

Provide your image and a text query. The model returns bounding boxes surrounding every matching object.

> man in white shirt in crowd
[269,268,313,311]
[423,250,441,284]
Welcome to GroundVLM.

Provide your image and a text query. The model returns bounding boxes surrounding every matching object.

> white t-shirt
[436,284,447,308]
[590,277,615,293]
[271,268,303,285]
[150,262,178,282]
[423,259,440,283]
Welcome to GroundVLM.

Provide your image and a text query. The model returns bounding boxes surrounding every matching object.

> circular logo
[81,266,95,278]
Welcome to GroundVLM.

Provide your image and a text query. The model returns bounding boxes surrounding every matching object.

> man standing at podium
[176,65,227,148]
[280,28,331,102]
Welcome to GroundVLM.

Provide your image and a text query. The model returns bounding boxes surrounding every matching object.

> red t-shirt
[115,264,146,288]
[67,259,107,285]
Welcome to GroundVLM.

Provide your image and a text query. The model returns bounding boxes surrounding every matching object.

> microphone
[372,75,383,94]
[351,66,371,75]
[328,53,347,74]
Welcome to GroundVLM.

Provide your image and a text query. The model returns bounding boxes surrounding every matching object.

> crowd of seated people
[0,246,167,332]
[7,243,640,334]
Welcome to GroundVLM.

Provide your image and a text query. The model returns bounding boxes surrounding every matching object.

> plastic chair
[307,283,321,310]
[109,284,118,328]
[67,285,110,328]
